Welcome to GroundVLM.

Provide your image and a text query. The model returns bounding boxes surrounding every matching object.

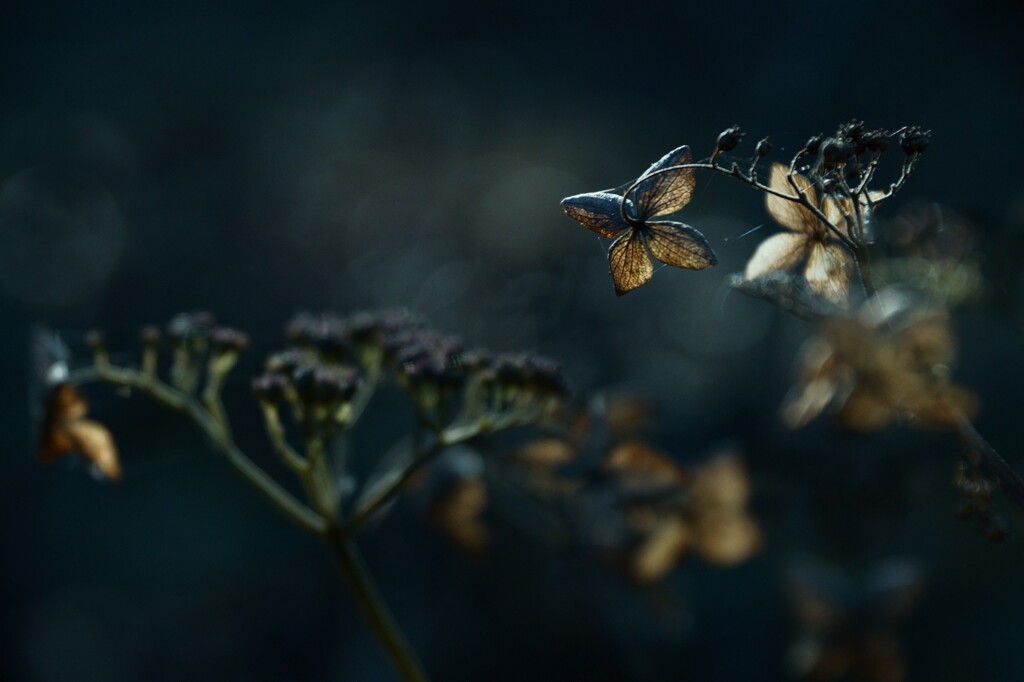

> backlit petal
[804,242,853,306]
[743,232,808,280]
[644,221,717,270]
[633,146,695,218]
[766,163,819,234]
[608,230,653,296]
[561,192,631,238]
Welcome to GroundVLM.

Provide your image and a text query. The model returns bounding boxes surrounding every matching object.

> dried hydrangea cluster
[507,397,761,584]
[562,120,929,305]
[253,310,569,441]
[595,443,761,583]
[781,288,976,432]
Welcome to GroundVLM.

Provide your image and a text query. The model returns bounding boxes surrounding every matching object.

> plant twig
[326,529,431,682]
[71,364,327,536]
[955,412,1024,511]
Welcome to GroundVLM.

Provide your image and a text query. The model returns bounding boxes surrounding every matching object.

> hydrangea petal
[644,221,717,270]
[608,230,653,296]
[561,192,632,238]
[744,232,808,281]
[633,145,695,218]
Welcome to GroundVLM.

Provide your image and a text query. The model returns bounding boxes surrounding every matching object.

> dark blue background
[3,1,1024,680]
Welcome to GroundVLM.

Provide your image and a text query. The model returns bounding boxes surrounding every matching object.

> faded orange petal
[696,513,761,566]
[517,438,577,469]
[693,455,751,511]
[431,478,489,555]
[632,516,692,583]
[604,440,688,485]
[65,420,122,482]
[766,163,819,235]
[36,383,122,482]
[744,232,809,280]
[805,242,853,306]
[836,388,894,432]
[644,221,717,270]
[608,230,653,296]
[782,377,838,430]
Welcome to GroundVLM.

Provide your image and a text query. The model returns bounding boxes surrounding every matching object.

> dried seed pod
[802,134,825,155]
[252,373,288,404]
[37,382,121,482]
[716,126,745,153]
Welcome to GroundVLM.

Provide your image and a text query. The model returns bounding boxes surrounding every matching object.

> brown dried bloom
[562,146,717,295]
[36,382,122,482]
[745,164,876,306]
[783,289,976,431]
[605,443,761,582]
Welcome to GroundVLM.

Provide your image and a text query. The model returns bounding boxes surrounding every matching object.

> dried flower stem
[342,411,541,539]
[955,412,1024,511]
[70,364,327,535]
[69,362,432,681]
[327,530,430,682]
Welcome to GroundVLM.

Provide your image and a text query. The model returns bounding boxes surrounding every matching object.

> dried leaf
[729,272,844,321]
[36,383,121,482]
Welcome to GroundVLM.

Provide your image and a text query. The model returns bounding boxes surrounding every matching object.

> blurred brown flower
[782,288,976,431]
[787,558,924,682]
[36,382,121,482]
[745,164,863,306]
[604,443,761,582]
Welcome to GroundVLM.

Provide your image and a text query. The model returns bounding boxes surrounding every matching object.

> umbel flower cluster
[35,309,570,682]
[40,310,569,521]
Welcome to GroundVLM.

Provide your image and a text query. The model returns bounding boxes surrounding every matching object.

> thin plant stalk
[327,529,430,682]
[69,362,432,682]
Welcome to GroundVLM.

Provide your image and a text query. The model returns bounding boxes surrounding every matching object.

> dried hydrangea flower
[782,289,976,431]
[744,164,856,306]
[562,145,717,295]
[36,382,121,482]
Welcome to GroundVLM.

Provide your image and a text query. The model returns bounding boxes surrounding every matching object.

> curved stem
[327,529,430,682]
[955,412,1024,511]
[71,365,326,536]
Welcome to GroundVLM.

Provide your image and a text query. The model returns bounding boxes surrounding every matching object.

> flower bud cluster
[801,120,906,179]
[260,310,571,430]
